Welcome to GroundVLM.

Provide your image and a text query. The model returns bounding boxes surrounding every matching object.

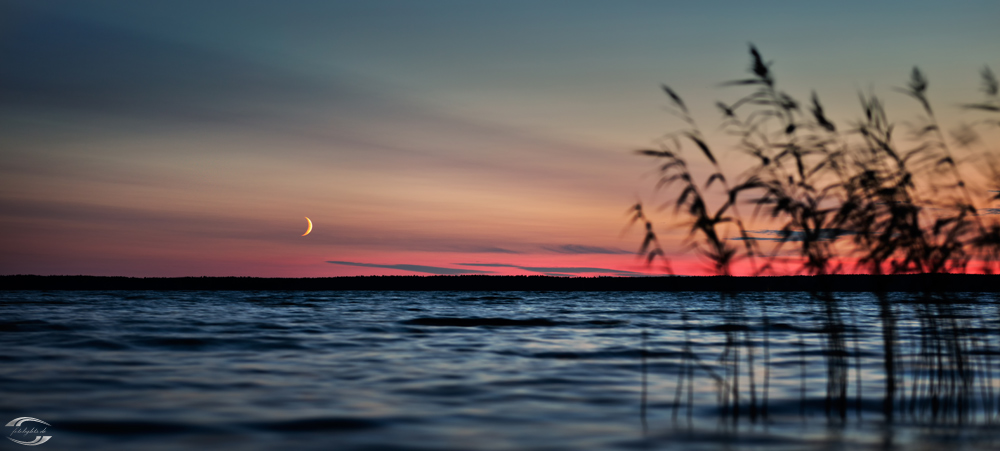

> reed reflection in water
[638,291,1000,449]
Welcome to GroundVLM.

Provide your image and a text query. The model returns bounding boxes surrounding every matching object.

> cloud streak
[730,229,852,242]
[464,247,522,254]
[327,261,494,275]
[457,263,643,276]
[541,244,632,255]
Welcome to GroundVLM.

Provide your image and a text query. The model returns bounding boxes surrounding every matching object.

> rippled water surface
[2,291,999,450]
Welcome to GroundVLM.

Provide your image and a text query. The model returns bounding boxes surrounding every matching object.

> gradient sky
[2,1,998,277]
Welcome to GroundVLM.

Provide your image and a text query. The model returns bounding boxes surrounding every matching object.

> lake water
[2,290,999,450]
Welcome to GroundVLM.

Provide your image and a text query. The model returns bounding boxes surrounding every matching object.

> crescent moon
[302,217,313,236]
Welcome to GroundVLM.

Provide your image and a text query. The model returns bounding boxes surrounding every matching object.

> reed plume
[632,45,1000,275]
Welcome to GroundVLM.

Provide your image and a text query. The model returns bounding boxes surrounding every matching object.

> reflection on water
[639,292,1000,450]
[0,290,998,450]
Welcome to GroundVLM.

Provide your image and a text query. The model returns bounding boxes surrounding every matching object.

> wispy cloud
[731,229,852,242]
[464,247,522,254]
[327,261,494,275]
[329,260,644,277]
[457,263,643,276]
[980,208,1000,216]
[541,244,632,255]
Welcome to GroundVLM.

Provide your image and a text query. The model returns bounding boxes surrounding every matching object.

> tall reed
[633,45,1000,275]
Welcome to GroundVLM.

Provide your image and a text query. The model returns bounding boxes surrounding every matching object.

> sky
[1,0,998,277]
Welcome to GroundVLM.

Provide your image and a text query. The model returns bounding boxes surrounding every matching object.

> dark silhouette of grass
[633,45,1000,276]
[629,55,1000,438]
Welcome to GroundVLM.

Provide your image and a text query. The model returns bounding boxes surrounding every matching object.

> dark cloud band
[457,263,643,276]
[542,244,632,255]
[327,261,493,275]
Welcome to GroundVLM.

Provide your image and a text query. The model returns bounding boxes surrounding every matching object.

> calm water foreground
[2,291,999,450]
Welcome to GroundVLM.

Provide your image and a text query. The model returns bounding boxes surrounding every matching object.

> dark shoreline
[2,274,999,292]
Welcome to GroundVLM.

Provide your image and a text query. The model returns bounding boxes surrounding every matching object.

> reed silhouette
[629,50,1000,444]
[632,45,1000,276]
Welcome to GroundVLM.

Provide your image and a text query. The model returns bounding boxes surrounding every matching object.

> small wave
[585,309,678,315]
[0,319,74,332]
[457,294,525,302]
[585,319,629,326]
[763,397,885,417]
[525,349,683,360]
[126,335,307,351]
[400,317,628,328]
[776,348,881,358]
[63,337,131,350]
[401,317,558,327]
[130,336,216,349]
[250,417,383,432]
[395,383,484,398]
[704,323,754,332]
[56,420,210,435]
[624,429,821,449]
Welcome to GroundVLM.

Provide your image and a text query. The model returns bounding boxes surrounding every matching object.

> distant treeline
[2,274,999,292]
